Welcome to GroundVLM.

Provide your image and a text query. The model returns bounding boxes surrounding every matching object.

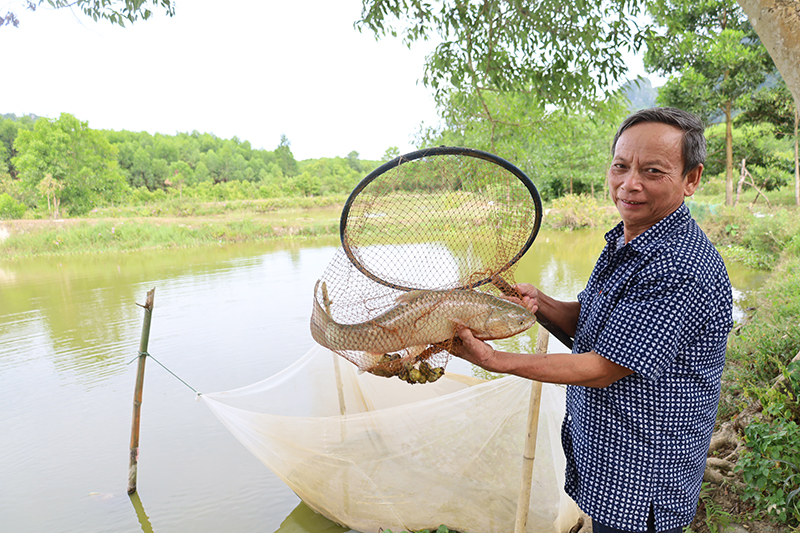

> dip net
[310,147,543,383]
[203,147,580,533]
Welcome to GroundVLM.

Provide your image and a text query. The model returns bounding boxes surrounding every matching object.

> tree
[736,80,800,206]
[417,86,625,200]
[0,114,35,178]
[12,113,128,215]
[2,0,175,29]
[644,0,774,205]
[382,146,400,162]
[346,150,363,173]
[358,0,800,139]
[358,0,647,108]
[36,173,63,218]
[275,135,299,177]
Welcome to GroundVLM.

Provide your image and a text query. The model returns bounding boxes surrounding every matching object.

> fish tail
[310,280,334,348]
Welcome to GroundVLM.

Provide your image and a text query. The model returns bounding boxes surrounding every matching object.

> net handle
[339,146,543,292]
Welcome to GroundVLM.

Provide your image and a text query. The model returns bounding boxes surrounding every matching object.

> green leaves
[734,360,800,526]
[357,0,646,107]
[645,0,772,116]
[12,113,128,216]
[41,0,175,27]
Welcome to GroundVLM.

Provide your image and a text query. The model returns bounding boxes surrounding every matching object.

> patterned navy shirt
[563,203,733,531]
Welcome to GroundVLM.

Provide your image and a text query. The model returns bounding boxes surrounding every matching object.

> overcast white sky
[1,1,658,161]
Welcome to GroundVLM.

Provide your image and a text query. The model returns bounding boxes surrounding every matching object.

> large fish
[310,280,536,355]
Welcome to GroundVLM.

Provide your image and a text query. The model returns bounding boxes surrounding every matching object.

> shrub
[736,362,800,527]
[0,193,26,219]
[546,194,616,230]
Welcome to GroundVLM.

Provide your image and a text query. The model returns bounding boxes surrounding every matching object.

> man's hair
[611,107,706,176]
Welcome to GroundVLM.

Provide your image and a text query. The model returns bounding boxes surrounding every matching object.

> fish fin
[405,345,427,358]
[448,317,468,329]
[363,352,384,367]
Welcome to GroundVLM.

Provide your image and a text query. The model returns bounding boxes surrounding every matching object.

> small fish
[310,280,535,357]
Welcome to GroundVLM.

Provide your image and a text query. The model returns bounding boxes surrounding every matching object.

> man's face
[608,122,702,241]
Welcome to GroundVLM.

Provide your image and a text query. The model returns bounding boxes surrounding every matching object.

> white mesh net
[203,344,580,533]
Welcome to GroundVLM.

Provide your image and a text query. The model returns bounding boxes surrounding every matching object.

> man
[455,107,733,533]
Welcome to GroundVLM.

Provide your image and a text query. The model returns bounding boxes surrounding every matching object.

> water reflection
[275,502,349,533]
[129,492,155,533]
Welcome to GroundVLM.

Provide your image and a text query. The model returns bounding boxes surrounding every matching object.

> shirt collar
[604,203,692,252]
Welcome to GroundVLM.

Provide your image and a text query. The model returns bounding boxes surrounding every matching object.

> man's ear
[684,164,703,197]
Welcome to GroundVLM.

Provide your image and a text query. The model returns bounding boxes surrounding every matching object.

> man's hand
[514,283,540,315]
[453,325,502,372]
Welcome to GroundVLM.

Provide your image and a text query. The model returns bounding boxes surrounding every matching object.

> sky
[1,1,658,161]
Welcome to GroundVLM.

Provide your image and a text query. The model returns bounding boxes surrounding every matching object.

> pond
[0,230,766,533]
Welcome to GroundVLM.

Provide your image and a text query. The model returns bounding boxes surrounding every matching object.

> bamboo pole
[513,327,550,533]
[127,288,155,495]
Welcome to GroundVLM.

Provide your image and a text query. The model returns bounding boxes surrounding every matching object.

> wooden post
[127,288,155,495]
[514,327,550,533]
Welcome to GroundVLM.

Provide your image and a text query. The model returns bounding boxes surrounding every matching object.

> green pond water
[0,230,766,533]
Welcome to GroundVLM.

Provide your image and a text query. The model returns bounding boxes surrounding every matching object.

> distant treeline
[0,112,382,217]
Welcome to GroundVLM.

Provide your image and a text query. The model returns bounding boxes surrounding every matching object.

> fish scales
[310,280,536,355]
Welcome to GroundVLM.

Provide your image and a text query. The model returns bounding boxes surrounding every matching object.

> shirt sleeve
[592,253,703,381]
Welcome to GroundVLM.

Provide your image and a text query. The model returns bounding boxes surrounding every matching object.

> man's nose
[620,171,643,191]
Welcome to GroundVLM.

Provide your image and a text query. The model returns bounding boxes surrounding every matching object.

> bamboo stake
[127,288,155,495]
[514,327,549,533]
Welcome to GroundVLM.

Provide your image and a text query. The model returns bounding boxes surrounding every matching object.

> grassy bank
[0,212,341,258]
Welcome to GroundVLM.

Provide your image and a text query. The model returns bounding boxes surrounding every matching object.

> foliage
[704,123,793,190]
[0,114,36,178]
[686,482,733,533]
[545,194,618,230]
[735,362,800,527]
[103,128,297,190]
[726,254,800,388]
[0,111,386,219]
[701,204,800,269]
[736,78,798,138]
[3,0,175,29]
[12,113,129,215]
[644,0,774,205]
[357,0,647,107]
[419,89,625,201]
[0,192,25,219]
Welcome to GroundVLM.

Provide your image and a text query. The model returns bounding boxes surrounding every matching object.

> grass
[83,195,348,219]
[0,217,340,258]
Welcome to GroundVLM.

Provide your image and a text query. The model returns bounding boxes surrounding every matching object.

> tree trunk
[735,158,746,207]
[737,0,800,110]
[795,107,799,207]
[725,102,734,206]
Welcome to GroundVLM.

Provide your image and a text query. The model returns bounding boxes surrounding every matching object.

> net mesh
[311,148,542,382]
